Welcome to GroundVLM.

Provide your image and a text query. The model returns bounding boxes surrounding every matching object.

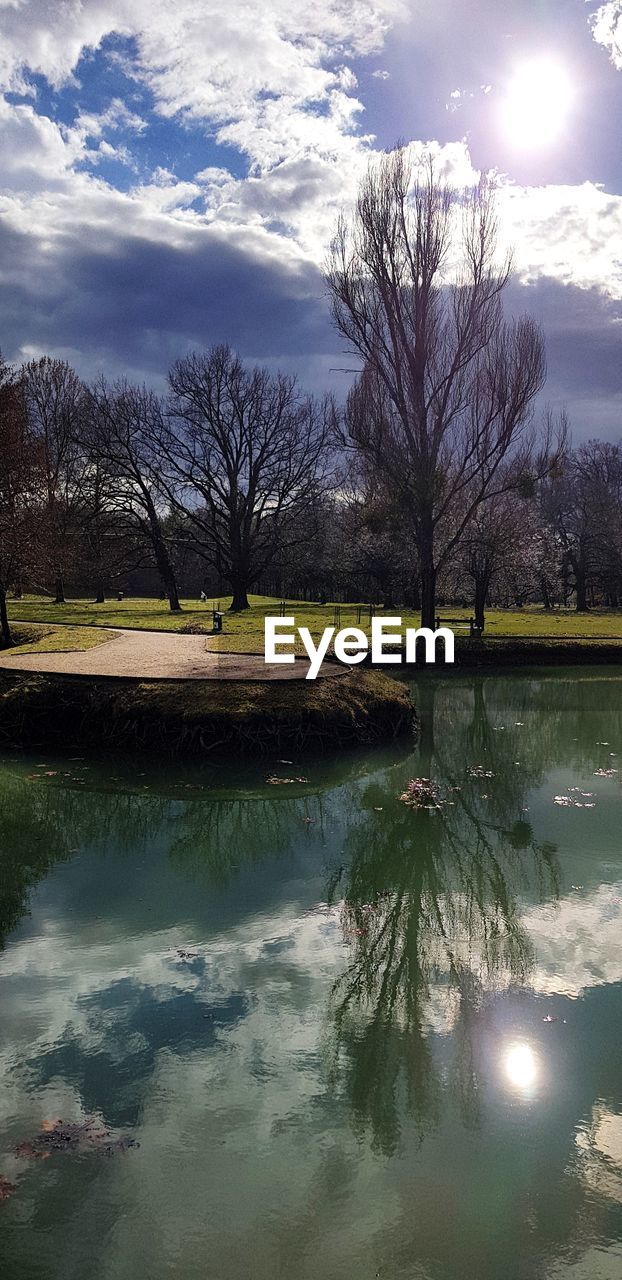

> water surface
[1,670,622,1279]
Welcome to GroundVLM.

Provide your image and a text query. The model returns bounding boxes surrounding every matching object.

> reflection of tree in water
[325,679,560,1155]
[0,766,332,946]
[0,773,72,947]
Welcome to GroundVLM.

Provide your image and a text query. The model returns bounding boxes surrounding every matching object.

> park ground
[3,594,622,657]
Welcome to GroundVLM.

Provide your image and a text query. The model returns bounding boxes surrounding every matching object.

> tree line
[0,147,618,646]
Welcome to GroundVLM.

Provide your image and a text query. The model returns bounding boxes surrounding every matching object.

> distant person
[200,591,207,603]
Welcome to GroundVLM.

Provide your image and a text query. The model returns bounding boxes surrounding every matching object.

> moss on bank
[0,669,414,756]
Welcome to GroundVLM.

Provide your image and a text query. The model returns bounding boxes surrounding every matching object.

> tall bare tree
[0,357,41,645]
[326,148,549,627]
[160,345,333,611]
[81,381,182,611]
[21,356,84,603]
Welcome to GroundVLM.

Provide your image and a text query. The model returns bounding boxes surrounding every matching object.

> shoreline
[0,669,415,757]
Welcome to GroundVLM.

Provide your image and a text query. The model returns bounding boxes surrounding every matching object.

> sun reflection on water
[504,1042,539,1092]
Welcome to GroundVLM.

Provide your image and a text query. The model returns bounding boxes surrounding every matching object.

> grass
[4,623,113,655]
[8,594,622,653]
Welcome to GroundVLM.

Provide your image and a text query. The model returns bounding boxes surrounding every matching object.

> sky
[1,0,622,439]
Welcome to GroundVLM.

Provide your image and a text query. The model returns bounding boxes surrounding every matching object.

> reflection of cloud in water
[525,882,622,998]
[0,908,345,1132]
[575,1104,622,1206]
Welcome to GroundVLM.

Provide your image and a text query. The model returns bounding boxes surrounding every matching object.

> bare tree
[21,356,85,603]
[81,380,182,611]
[0,357,41,645]
[326,148,549,627]
[457,488,534,629]
[160,345,333,611]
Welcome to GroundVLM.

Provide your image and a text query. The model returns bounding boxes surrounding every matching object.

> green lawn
[5,623,113,655]
[7,594,622,653]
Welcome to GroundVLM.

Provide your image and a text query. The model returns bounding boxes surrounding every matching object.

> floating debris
[0,1176,16,1202]
[399,778,444,810]
[266,775,308,785]
[553,795,595,808]
[16,1118,139,1160]
[467,765,495,779]
[543,1014,558,1023]
[594,768,618,778]
[175,948,199,962]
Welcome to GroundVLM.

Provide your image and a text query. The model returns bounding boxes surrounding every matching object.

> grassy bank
[0,668,415,756]
[3,623,112,655]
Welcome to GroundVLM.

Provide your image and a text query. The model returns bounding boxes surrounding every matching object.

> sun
[500,57,574,150]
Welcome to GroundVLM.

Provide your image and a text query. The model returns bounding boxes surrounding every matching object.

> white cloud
[588,1,622,68]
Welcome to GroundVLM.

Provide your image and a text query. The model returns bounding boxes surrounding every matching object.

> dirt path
[0,628,343,682]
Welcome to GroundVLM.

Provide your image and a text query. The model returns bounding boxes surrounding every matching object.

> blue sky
[1,0,622,437]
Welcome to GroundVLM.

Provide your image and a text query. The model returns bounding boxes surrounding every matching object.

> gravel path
[0,628,344,682]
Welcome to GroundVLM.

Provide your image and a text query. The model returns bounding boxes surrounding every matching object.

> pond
[0,669,621,1280]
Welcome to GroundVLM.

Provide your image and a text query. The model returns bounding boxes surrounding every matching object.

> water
[0,669,621,1280]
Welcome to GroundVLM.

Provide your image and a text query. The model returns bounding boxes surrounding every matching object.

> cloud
[588,1,622,67]
[0,0,621,431]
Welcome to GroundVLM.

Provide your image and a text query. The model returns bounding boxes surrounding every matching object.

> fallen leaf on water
[16,1118,139,1159]
[399,778,444,810]
[266,775,308,785]
[0,1176,16,1202]
[543,1015,558,1023]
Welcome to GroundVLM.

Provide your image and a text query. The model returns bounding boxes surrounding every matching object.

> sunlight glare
[500,57,574,150]
[504,1042,538,1090]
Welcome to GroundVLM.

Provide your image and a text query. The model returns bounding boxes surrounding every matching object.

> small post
[213,610,223,634]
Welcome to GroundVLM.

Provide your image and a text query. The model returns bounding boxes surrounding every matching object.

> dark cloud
[0,214,340,388]
[2,209,622,432]
[507,275,622,439]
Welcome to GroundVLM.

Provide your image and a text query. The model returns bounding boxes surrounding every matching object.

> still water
[0,670,621,1280]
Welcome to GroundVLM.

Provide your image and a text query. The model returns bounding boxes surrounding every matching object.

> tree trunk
[575,565,588,612]
[230,581,250,611]
[95,581,105,604]
[0,586,13,647]
[151,529,182,612]
[55,573,66,604]
[474,577,487,632]
[420,561,436,630]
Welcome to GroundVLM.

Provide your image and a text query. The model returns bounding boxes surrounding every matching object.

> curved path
[0,627,343,682]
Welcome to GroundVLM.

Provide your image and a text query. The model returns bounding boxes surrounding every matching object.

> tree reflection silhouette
[325,679,560,1155]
